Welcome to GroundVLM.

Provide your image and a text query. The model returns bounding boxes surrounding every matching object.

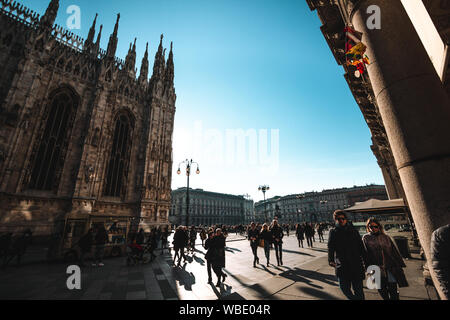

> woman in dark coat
[260,224,272,267]
[210,228,227,287]
[204,230,215,284]
[362,218,408,300]
[296,224,305,248]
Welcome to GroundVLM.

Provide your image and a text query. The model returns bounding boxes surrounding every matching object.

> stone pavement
[0,232,431,300]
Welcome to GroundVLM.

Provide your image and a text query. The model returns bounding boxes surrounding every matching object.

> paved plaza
[0,232,429,300]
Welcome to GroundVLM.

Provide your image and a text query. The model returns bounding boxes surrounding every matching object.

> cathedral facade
[0,0,176,238]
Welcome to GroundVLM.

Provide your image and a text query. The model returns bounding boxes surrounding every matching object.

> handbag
[259,239,264,248]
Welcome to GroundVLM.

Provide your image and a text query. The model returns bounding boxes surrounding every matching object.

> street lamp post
[177,159,200,226]
[258,185,270,223]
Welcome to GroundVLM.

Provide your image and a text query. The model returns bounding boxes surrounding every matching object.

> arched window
[104,112,133,197]
[28,88,78,191]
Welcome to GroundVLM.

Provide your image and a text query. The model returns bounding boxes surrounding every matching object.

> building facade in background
[170,188,254,226]
[0,0,176,237]
[255,184,388,224]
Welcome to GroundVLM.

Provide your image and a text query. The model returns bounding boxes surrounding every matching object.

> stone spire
[40,0,59,29]
[152,34,165,78]
[84,13,98,52]
[165,42,174,84]
[139,42,149,84]
[125,38,137,73]
[93,24,103,54]
[106,13,120,58]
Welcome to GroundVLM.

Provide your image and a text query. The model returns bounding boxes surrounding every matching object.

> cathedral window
[104,112,133,197]
[28,88,78,191]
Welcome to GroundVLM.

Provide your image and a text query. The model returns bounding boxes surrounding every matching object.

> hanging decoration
[344,26,370,78]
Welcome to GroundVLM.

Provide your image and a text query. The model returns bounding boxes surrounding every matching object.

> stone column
[350,0,450,299]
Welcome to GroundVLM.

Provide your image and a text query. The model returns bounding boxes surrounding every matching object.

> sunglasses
[336,217,347,221]
[369,225,379,229]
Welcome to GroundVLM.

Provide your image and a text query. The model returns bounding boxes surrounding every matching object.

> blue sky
[24,0,384,201]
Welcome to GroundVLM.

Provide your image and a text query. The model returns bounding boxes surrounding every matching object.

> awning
[344,198,407,215]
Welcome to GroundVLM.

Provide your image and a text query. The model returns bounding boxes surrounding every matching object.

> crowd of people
[1,213,448,300]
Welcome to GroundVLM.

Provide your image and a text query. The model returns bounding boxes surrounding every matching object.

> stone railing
[0,0,40,27]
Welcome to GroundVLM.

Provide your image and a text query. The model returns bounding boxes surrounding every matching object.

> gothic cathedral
[0,0,176,238]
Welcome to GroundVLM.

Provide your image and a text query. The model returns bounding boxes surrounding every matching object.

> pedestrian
[204,230,215,284]
[362,217,408,300]
[430,224,450,300]
[136,229,146,246]
[247,222,260,267]
[6,229,33,267]
[160,227,169,255]
[210,228,227,287]
[189,226,197,253]
[296,224,305,248]
[0,233,13,267]
[271,219,284,266]
[260,223,272,267]
[305,223,314,248]
[93,225,108,267]
[312,223,316,242]
[318,223,325,243]
[147,229,158,261]
[78,228,93,267]
[200,228,207,246]
[173,226,187,266]
[328,210,367,300]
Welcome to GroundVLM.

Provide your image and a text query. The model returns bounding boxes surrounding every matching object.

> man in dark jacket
[247,222,260,267]
[78,228,93,267]
[430,224,449,300]
[328,210,367,300]
[93,225,108,267]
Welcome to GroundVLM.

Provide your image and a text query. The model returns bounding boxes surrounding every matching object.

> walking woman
[204,230,215,284]
[173,226,187,266]
[296,224,305,248]
[271,220,284,266]
[260,224,272,267]
[211,228,227,287]
[305,223,314,248]
[247,222,260,267]
[362,218,408,300]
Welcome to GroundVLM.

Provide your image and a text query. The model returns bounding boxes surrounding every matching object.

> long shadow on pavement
[282,249,315,257]
[279,267,338,289]
[172,263,196,291]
